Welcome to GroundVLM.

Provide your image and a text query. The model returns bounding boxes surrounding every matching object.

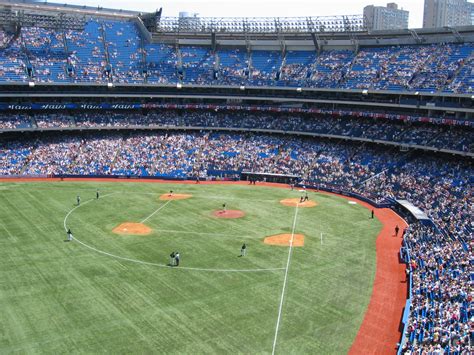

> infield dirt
[159,193,193,200]
[112,222,152,235]
[264,233,305,246]
[212,210,246,219]
[280,198,317,208]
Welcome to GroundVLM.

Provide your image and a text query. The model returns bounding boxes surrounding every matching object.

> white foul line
[140,200,172,223]
[271,203,299,355]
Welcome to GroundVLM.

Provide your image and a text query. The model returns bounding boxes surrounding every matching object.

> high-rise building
[423,0,472,28]
[364,3,409,31]
[470,2,474,24]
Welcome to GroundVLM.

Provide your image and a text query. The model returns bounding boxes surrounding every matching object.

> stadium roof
[0,0,139,17]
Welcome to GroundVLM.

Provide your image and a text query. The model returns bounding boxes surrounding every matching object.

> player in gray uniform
[240,243,247,256]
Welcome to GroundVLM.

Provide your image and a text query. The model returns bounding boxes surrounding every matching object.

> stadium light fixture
[28,81,35,88]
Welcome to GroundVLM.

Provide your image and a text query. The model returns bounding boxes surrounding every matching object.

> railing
[397,245,413,355]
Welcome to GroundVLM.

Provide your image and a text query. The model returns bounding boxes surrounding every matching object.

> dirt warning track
[348,208,408,354]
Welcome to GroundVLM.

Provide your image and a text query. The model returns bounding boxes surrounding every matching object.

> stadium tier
[0,17,473,92]
[0,2,473,354]
[0,110,473,153]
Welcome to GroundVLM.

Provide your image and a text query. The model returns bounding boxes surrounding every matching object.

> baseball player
[174,251,180,266]
[240,243,247,256]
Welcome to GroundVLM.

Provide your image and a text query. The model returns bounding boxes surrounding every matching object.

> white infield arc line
[271,203,300,355]
[63,192,285,273]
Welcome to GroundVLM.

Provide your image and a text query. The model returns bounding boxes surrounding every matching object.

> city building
[423,0,473,28]
[470,2,474,24]
[363,3,409,31]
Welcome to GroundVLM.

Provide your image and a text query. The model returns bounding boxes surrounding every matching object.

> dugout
[240,171,300,184]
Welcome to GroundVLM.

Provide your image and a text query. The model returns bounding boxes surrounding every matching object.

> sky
[55,0,425,28]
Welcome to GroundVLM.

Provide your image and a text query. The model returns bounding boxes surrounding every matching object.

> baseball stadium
[0,0,472,353]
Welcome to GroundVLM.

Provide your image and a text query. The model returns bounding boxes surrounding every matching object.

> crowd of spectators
[0,114,32,129]
[339,44,471,92]
[23,27,69,83]
[105,21,144,84]
[1,131,402,182]
[399,224,471,353]
[0,141,32,174]
[0,110,472,153]
[215,49,249,85]
[35,114,75,128]
[448,56,474,94]
[407,45,465,92]
[65,20,108,83]
[144,43,178,84]
[430,128,473,153]
[0,31,14,47]
[178,46,215,84]
[307,50,353,88]
[0,34,28,82]
[359,156,471,236]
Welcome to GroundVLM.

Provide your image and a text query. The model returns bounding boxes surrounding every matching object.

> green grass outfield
[0,181,382,354]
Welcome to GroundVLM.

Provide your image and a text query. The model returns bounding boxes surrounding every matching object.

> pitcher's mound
[280,198,317,208]
[160,193,193,201]
[212,210,246,219]
[264,233,305,246]
[112,222,152,235]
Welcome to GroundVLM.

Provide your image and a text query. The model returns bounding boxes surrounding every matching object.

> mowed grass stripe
[0,182,382,353]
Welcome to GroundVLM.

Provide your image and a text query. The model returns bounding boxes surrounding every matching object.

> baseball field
[0,180,384,353]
